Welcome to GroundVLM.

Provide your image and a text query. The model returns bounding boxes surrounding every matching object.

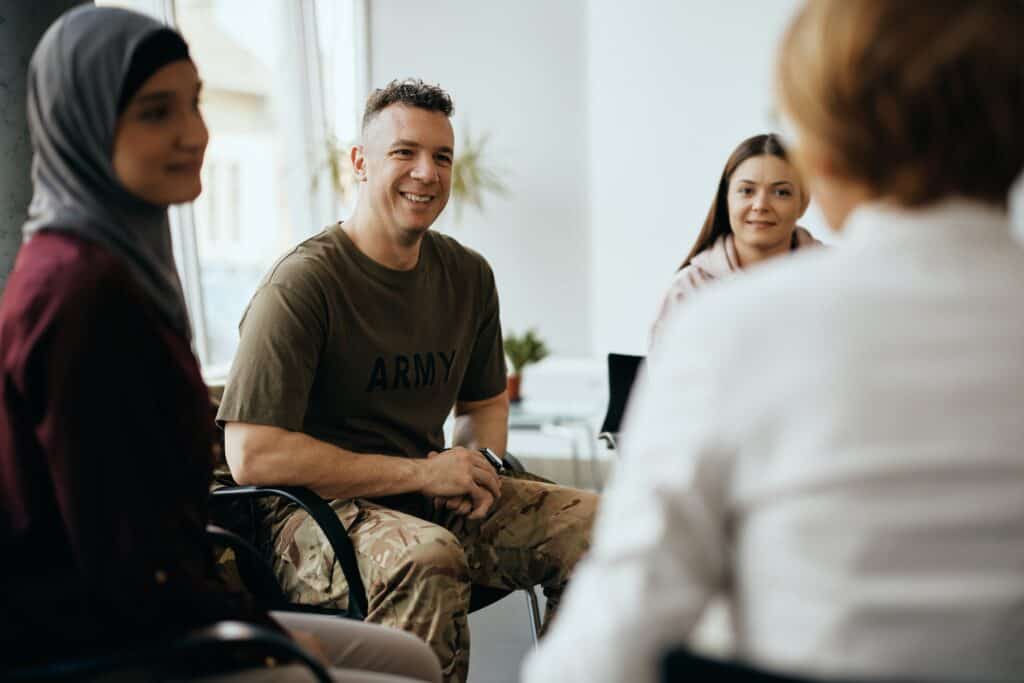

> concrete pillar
[0,1,87,291]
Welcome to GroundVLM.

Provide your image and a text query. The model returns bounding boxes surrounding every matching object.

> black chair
[662,648,918,683]
[210,485,369,620]
[7,620,332,682]
[210,452,543,643]
[662,649,818,683]
[5,523,333,682]
[598,353,644,451]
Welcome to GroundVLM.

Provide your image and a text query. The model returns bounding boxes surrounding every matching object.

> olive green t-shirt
[216,224,507,473]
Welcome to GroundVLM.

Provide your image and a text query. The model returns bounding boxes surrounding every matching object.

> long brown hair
[678,134,792,271]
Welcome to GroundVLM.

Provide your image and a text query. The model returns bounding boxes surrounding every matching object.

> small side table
[508,400,604,490]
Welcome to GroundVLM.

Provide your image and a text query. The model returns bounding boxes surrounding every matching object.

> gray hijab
[23,5,192,339]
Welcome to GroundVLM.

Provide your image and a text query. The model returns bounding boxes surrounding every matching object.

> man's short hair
[776,0,1024,207]
[361,78,454,132]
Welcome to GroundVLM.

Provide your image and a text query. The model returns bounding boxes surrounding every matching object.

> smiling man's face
[354,103,454,243]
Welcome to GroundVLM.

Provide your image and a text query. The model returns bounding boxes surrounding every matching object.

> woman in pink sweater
[651,134,820,347]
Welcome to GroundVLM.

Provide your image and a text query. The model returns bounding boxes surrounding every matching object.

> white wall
[587,0,825,355]
[367,2,844,360]
[367,0,592,356]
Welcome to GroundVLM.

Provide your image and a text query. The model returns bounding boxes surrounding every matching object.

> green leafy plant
[450,126,507,221]
[504,328,550,375]
[315,133,359,204]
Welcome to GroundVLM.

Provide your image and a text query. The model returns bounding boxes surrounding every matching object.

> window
[99,0,365,378]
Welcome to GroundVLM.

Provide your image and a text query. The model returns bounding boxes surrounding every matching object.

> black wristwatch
[479,447,506,474]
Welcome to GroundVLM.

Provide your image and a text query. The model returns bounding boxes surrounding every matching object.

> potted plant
[449,126,507,222]
[503,328,549,403]
[317,133,359,207]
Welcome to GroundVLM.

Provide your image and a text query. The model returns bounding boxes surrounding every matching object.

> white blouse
[523,200,1024,683]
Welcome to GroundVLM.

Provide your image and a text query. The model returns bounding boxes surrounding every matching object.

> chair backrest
[662,649,814,682]
[662,648,913,683]
[599,353,644,437]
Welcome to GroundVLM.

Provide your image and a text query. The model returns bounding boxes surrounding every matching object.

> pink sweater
[650,227,821,348]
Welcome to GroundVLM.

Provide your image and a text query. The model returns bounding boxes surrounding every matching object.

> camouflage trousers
[268,473,597,683]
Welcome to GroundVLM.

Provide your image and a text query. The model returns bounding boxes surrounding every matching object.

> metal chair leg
[580,422,603,491]
[524,587,542,645]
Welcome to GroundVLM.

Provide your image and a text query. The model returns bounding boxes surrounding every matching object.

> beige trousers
[196,611,442,683]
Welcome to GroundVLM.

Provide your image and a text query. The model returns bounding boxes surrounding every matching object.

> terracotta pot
[507,373,522,403]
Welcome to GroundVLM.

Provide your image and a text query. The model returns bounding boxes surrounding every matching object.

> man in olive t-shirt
[216,79,597,683]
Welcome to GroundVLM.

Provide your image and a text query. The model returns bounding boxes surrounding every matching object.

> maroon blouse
[0,232,272,667]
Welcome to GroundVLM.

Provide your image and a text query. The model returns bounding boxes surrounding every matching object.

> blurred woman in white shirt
[524,1,1024,682]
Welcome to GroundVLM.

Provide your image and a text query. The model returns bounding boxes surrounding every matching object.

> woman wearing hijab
[650,134,820,348]
[0,6,439,681]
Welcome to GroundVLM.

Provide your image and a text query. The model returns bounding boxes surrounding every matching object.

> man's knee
[573,488,599,532]
[515,485,597,574]
[552,487,598,563]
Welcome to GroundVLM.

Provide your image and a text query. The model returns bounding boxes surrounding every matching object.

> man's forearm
[225,423,427,500]
[226,422,503,510]
[453,392,510,455]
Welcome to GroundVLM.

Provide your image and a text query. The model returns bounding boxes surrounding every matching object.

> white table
[508,400,604,490]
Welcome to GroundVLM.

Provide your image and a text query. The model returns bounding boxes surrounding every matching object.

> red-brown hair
[776,0,1024,207]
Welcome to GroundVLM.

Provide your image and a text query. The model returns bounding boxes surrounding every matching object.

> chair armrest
[174,621,332,682]
[598,432,618,451]
[210,486,368,620]
[206,524,291,609]
[503,452,527,475]
[7,621,331,683]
